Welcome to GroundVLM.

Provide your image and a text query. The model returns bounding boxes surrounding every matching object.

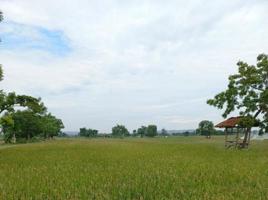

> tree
[207,54,268,147]
[9,110,43,141]
[79,128,88,137]
[0,93,47,115]
[112,124,129,137]
[0,11,64,143]
[40,113,64,139]
[132,129,138,136]
[1,111,64,143]
[160,128,168,136]
[196,120,214,138]
[79,128,98,137]
[0,113,15,143]
[137,126,147,137]
[146,125,157,137]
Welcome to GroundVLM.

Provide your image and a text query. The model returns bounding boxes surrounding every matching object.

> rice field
[0,137,268,199]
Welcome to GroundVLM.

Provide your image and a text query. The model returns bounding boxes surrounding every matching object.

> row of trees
[78,124,158,138]
[1,111,64,143]
[115,124,158,137]
[78,123,226,138]
[0,12,64,143]
[135,125,158,137]
[79,128,98,137]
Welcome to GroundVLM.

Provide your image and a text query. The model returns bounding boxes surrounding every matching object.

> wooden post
[236,127,239,148]
[225,128,227,148]
[247,128,251,148]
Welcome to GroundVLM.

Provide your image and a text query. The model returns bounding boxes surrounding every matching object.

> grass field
[0,137,268,199]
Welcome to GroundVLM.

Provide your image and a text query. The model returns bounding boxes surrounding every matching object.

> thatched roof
[215,117,242,128]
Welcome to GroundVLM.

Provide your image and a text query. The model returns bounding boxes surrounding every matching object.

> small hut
[215,117,256,149]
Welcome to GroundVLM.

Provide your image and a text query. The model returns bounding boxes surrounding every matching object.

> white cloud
[0,0,268,131]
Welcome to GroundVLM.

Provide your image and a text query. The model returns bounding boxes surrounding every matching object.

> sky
[0,0,268,132]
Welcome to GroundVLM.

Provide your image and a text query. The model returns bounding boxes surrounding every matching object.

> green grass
[0,137,268,199]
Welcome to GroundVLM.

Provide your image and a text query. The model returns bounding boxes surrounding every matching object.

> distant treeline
[78,124,158,138]
[77,122,225,138]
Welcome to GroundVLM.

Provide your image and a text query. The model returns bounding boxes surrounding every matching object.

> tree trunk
[241,109,262,148]
[242,127,251,148]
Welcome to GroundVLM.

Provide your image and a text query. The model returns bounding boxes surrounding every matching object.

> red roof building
[215,117,242,128]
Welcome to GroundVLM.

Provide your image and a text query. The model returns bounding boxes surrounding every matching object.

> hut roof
[215,117,242,128]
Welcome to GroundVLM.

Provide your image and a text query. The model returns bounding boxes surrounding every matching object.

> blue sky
[0,0,268,132]
[0,21,71,56]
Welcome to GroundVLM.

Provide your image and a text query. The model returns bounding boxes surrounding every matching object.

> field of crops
[0,137,268,199]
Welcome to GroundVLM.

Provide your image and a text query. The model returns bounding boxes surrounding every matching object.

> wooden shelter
[215,117,253,149]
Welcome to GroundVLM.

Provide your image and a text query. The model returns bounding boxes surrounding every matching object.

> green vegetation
[196,120,224,137]
[146,125,157,137]
[137,125,158,137]
[0,137,268,199]
[79,127,98,137]
[0,12,64,143]
[208,54,268,147]
[112,124,130,137]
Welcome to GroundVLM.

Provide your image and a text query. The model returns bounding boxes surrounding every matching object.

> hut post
[235,127,239,148]
[247,129,251,148]
[224,128,227,147]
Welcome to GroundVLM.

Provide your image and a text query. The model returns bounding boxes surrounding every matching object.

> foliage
[160,128,168,136]
[146,125,157,137]
[207,54,268,134]
[40,113,65,138]
[0,12,63,143]
[112,124,129,137]
[0,137,268,199]
[137,126,147,137]
[196,120,215,137]
[0,114,14,143]
[136,125,158,137]
[79,127,98,137]
[1,111,64,143]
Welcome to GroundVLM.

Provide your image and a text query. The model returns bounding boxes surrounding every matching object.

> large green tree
[196,120,215,138]
[137,126,147,138]
[1,110,42,142]
[40,113,64,139]
[1,111,64,143]
[145,125,157,137]
[0,11,64,143]
[112,124,129,137]
[207,54,268,147]
[79,127,98,137]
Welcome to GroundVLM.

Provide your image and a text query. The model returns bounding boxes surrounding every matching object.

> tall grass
[0,137,268,199]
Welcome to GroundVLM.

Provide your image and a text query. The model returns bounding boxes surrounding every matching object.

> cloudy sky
[0,0,268,132]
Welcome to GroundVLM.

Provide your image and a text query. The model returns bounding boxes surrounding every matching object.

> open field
[0,137,268,199]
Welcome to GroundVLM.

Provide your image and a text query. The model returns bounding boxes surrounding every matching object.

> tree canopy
[146,125,157,137]
[136,125,158,137]
[207,54,268,145]
[196,120,215,137]
[79,127,98,137]
[207,54,268,132]
[0,11,64,143]
[112,124,129,137]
